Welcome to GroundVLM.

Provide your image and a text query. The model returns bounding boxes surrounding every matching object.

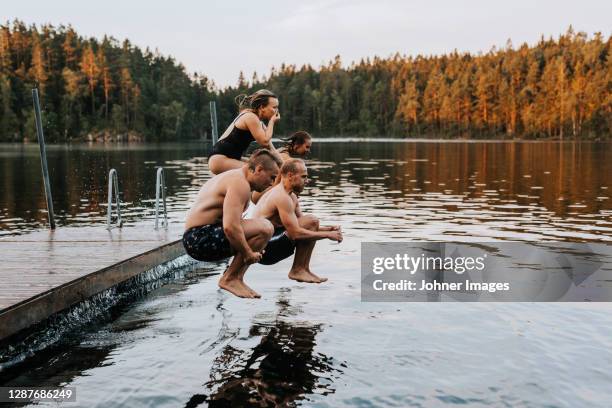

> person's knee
[303,214,319,231]
[313,217,320,229]
[208,156,221,175]
[259,218,274,238]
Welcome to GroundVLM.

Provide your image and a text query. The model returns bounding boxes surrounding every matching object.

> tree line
[0,21,610,142]
[0,20,215,142]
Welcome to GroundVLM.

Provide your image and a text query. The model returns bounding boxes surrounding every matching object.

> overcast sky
[3,0,611,88]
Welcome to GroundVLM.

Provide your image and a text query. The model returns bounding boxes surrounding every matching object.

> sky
[3,0,611,88]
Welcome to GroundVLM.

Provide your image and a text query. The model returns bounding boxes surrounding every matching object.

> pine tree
[396,77,419,133]
[29,32,48,94]
[97,46,113,120]
[80,43,99,115]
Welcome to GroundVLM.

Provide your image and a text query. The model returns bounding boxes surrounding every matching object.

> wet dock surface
[0,224,185,341]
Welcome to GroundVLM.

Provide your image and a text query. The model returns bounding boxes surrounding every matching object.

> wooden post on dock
[209,101,218,144]
[32,88,56,230]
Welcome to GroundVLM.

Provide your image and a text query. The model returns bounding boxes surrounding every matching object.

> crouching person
[183,149,280,298]
[252,159,343,283]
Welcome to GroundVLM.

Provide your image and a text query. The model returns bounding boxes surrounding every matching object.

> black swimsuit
[209,113,256,160]
[259,227,296,265]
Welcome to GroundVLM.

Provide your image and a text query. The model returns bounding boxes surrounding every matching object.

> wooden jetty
[0,224,186,342]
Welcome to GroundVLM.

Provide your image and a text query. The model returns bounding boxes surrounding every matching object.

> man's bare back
[252,184,298,228]
[185,168,250,229]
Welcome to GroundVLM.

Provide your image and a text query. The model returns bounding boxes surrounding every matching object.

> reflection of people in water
[208,89,283,175]
[194,295,341,407]
[253,159,342,283]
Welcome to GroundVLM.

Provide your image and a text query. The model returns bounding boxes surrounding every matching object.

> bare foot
[219,277,260,298]
[288,268,328,283]
[242,281,261,298]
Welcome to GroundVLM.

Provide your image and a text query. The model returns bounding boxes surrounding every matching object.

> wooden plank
[0,223,187,341]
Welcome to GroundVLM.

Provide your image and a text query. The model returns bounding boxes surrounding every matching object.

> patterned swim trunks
[182,223,234,262]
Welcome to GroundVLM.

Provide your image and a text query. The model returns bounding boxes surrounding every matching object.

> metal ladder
[106,167,168,230]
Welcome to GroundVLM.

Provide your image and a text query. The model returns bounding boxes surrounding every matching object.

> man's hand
[244,250,263,264]
[326,230,343,242]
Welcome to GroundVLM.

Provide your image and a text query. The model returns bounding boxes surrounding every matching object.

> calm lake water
[1,140,611,407]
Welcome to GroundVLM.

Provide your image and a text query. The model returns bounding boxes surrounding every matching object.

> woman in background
[277,131,313,161]
[208,89,282,175]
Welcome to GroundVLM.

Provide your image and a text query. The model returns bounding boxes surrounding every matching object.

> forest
[0,21,610,141]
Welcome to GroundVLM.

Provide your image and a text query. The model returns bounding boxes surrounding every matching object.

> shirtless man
[252,158,343,283]
[183,149,280,298]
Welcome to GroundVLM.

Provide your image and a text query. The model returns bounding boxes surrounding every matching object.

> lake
[0,140,611,407]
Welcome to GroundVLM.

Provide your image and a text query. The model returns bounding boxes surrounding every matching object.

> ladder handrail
[155,167,168,230]
[106,169,122,229]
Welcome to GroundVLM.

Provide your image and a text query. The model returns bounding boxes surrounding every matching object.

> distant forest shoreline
[0,21,610,142]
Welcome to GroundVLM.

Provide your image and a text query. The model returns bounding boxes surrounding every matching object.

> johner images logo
[361,242,610,302]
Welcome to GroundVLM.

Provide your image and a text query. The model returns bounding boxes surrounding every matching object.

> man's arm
[277,195,338,241]
[222,182,260,262]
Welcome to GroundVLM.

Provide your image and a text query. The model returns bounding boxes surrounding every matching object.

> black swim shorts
[183,223,234,262]
[259,227,296,265]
